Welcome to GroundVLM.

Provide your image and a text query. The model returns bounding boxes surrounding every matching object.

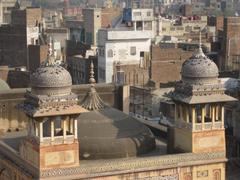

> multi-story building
[98,8,154,83]
[83,8,102,46]
[220,17,240,71]
[0,0,16,24]
[0,7,42,69]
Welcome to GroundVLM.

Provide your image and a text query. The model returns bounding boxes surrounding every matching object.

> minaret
[169,33,237,154]
[19,57,87,170]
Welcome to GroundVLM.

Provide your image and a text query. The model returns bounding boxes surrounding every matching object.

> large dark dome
[30,65,72,96]
[77,107,156,160]
[181,48,219,85]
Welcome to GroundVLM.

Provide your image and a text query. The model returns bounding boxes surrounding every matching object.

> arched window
[107,49,113,58]
[213,169,221,180]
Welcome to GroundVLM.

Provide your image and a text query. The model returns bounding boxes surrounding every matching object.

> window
[136,21,143,30]
[107,49,113,57]
[130,47,136,55]
[147,11,151,16]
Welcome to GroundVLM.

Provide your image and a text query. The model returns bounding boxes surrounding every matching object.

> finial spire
[192,30,206,58]
[80,61,105,111]
[89,61,96,85]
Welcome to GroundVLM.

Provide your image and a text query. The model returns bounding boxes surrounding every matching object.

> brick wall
[151,46,193,88]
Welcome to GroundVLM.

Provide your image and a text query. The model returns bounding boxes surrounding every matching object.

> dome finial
[89,61,96,85]
[80,61,105,111]
[192,30,206,58]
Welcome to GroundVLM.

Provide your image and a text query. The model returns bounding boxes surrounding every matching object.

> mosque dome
[0,79,10,91]
[78,107,156,160]
[181,48,219,84]
[30,64,72,96]
[77,62,156,160]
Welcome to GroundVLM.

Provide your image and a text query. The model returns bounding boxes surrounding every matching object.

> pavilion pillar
[35,121,39,137]
[39,121,43,143]
[216,105,219,121]
[201,105,205,130]
[221,106,225,128]
[186,106,189,123]
[192,106,196,130]
[51,119,54,142]
[74,119,78,139]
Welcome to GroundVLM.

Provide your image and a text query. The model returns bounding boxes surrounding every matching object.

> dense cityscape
[0,0,240,179]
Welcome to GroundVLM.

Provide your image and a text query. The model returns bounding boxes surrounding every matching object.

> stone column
[221,106,225,128]
[192,106,196,131]
[186,106,189,123]
[51,119,54,142]
[35,121,39,137]
[39,121,43,143]
[201,105,205,130]
[216,105,219,121]
[74,119,78,139]
[134,21,137,31]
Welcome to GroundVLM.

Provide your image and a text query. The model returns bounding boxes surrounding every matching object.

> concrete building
[98,29,152,83]
[45,28,70,63]
[0,0,16,24]
[220,17,240,71]
[0,7,42,69]
[83,8,102,46]
[98,8,154,83]
[67,54,98,85]
[158,15,208,38]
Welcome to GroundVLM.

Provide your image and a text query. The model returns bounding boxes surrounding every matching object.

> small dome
[0,79,10,91]
[78,107,156,160]
[181,48,219,84]
[30,65,72,96]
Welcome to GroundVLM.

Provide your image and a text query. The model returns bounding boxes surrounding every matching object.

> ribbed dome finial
[89,61,96,85]
[192,30,206,58]
[80,61,105,111]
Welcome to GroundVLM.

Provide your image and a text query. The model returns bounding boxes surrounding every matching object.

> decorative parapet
[40,152,226,178]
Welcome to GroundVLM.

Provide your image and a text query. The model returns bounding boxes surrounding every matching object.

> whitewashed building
[98,8,154,83]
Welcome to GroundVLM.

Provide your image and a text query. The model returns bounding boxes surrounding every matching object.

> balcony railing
[175,121,223,132]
